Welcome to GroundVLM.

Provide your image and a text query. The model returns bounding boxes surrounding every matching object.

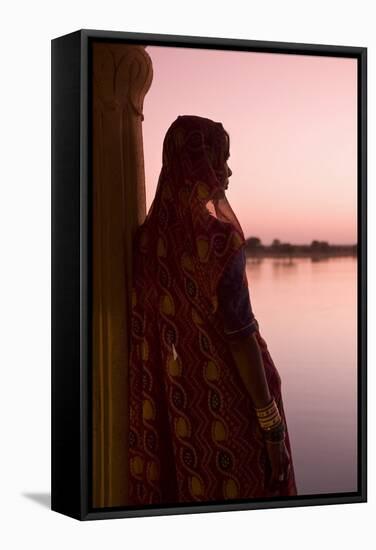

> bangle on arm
[254,398,286,443]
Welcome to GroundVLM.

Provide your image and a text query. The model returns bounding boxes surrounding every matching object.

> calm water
[245,256,358,495]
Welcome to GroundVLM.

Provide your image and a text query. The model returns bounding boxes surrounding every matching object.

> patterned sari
[128,115,297,505]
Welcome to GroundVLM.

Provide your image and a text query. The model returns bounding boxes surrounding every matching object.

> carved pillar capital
[93,43,153,117]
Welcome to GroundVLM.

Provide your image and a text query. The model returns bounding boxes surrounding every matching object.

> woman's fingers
[267,440,291,488]
[268,443,283,486]
[282,445,291,481]
[265,439,293,492]
[278,443,286,482]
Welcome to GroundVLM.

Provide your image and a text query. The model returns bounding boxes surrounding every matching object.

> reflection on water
[246,256,358,495]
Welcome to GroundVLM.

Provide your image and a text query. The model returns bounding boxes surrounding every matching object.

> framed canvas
[51,29,367,521]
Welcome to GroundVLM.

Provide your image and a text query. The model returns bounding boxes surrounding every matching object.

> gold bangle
[261,417,282,432]
[258,409,280,425]
[255,400,279,420]
[256,408,278,418]
[257,409,279,422]
[255,398,283,432]
[263,421,286,442]
[259,415,282,430]
[254,398,275,413]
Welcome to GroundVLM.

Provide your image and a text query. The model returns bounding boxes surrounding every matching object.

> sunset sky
[142,46,357,245]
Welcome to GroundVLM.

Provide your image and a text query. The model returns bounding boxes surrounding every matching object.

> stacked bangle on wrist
[263,421,285,443]
[254,398,285,443]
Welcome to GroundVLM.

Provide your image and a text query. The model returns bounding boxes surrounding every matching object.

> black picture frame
[51,28,367,521]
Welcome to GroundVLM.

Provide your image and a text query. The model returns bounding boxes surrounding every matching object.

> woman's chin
[214,189,226,200]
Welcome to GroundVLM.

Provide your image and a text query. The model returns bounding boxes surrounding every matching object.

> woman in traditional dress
[128,115,297,505]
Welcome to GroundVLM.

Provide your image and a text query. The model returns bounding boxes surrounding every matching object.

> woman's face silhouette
[212,158,232,200]
[223,159,232,190]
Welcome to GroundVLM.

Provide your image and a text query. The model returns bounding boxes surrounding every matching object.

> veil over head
[135,114,246,314]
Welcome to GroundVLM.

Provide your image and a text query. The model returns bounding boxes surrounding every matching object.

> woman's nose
[227,167,232,177]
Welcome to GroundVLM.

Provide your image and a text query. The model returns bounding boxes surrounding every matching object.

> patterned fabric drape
[128,115,297,505]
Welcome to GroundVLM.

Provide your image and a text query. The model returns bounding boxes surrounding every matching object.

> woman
[128,115,297,505]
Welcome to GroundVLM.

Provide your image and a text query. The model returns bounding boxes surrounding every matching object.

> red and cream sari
[128,115,297,505]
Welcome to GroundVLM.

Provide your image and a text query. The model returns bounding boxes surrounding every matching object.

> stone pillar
[92,42,153,507]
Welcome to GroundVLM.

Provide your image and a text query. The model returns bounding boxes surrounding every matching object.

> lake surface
[245,256,358,496]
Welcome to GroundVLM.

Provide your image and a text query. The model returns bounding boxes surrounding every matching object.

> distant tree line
[244,237,357,257]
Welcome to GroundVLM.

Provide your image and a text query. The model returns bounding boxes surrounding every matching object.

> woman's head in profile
[162,115,231,197]
[146,115,241,237]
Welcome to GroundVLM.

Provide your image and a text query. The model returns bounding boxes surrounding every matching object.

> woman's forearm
[228,332,272,408]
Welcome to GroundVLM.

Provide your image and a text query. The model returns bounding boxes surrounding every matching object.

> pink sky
[142,46,357,245]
